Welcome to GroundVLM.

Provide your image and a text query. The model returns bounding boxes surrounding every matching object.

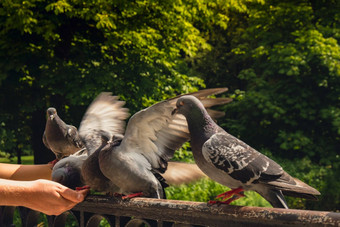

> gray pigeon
[98,88,232,199]
[78,93,130,194]
[172,95,320,209]
[43,107,84,161]
[51,148,87,189]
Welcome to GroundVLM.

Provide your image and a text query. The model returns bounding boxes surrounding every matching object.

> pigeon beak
[171,108,178,115]
[50,114,55,120]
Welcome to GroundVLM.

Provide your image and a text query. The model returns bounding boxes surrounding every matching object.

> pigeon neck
[186,108,216,144]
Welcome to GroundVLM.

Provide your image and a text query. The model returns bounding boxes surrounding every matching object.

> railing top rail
[73,195,340,227]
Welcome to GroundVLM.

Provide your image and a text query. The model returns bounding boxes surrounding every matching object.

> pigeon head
[47,107,57,120]
[172,95,205,117]
[52,156,85,189]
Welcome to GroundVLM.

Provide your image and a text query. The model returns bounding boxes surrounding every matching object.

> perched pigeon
[51,148,87,189]
[98,88,232,199]
[78,93,130,194]
[172,95,320,209]
[43,107,84,161]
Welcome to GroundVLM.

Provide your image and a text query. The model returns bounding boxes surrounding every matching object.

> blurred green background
[0,0,339,211]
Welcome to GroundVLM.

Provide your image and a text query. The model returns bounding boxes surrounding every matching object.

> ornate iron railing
[1,195,340,226]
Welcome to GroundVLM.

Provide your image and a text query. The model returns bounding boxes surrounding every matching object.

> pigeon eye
[179,101,184,106]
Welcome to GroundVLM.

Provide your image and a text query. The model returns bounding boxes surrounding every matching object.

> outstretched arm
[0,178,89,215]
[0,163,53,181]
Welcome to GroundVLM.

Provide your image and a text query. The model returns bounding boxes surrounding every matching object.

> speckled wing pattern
[202,130,284,185]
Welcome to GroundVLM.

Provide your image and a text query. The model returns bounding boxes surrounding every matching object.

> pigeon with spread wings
[172,95,320,208]
[78,93,130,194]
[98,88,232,198]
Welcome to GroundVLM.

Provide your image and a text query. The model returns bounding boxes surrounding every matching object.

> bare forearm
[0,179,89,215]
[0,163,52,180]
[0,179,31,207]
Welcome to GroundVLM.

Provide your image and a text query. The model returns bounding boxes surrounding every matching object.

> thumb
[60,187,89,203]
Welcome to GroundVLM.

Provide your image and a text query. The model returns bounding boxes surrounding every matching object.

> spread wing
[202,131,284,185]
[120,88,232,172]
[78,92,130,155]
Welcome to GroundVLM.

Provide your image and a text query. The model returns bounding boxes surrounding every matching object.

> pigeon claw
[208,194,243,206]
[122,192,144,200]
[209,187,245,205]
[224,194,244,204]
[76,185,91,191]
[215,187,244,200]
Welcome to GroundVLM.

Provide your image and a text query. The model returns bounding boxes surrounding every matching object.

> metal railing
[1,195,340,226]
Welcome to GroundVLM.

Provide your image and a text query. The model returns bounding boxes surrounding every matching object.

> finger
[59,187,88,203]
[77,188,90,198]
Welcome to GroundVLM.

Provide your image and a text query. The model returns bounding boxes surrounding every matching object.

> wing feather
[120,88,231,171]
[78,92,130,155]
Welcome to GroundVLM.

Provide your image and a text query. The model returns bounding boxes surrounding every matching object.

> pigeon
[51,148,87,189]
[78,93,130,194]
[98,88,232,199]
[172,95,321,209]
[43,107,84,162]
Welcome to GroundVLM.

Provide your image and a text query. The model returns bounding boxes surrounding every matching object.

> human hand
[23,179,89,215]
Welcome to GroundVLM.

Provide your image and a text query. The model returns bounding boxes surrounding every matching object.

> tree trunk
[16,147,21,164]
[31,109,54,164]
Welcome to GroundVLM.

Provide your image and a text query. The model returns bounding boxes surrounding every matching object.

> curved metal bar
[86,214,113,227]
[53,210,80,227]
[125,218,152,227]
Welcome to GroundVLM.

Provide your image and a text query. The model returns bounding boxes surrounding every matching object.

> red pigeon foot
[224,194,245,204]
[208,194,243,205]
[122,192,143,199]
[216,187,245,201]
[208,187,245,205]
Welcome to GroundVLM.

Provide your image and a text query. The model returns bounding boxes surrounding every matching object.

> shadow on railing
[1,195,340,226]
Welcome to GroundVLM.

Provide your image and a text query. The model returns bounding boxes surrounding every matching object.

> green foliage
[0,155,34,164]
[0,0,339,211]
[166,178,271,208]
[0,0,210,158]
[192,0,340,211]
[172,142,194,163]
